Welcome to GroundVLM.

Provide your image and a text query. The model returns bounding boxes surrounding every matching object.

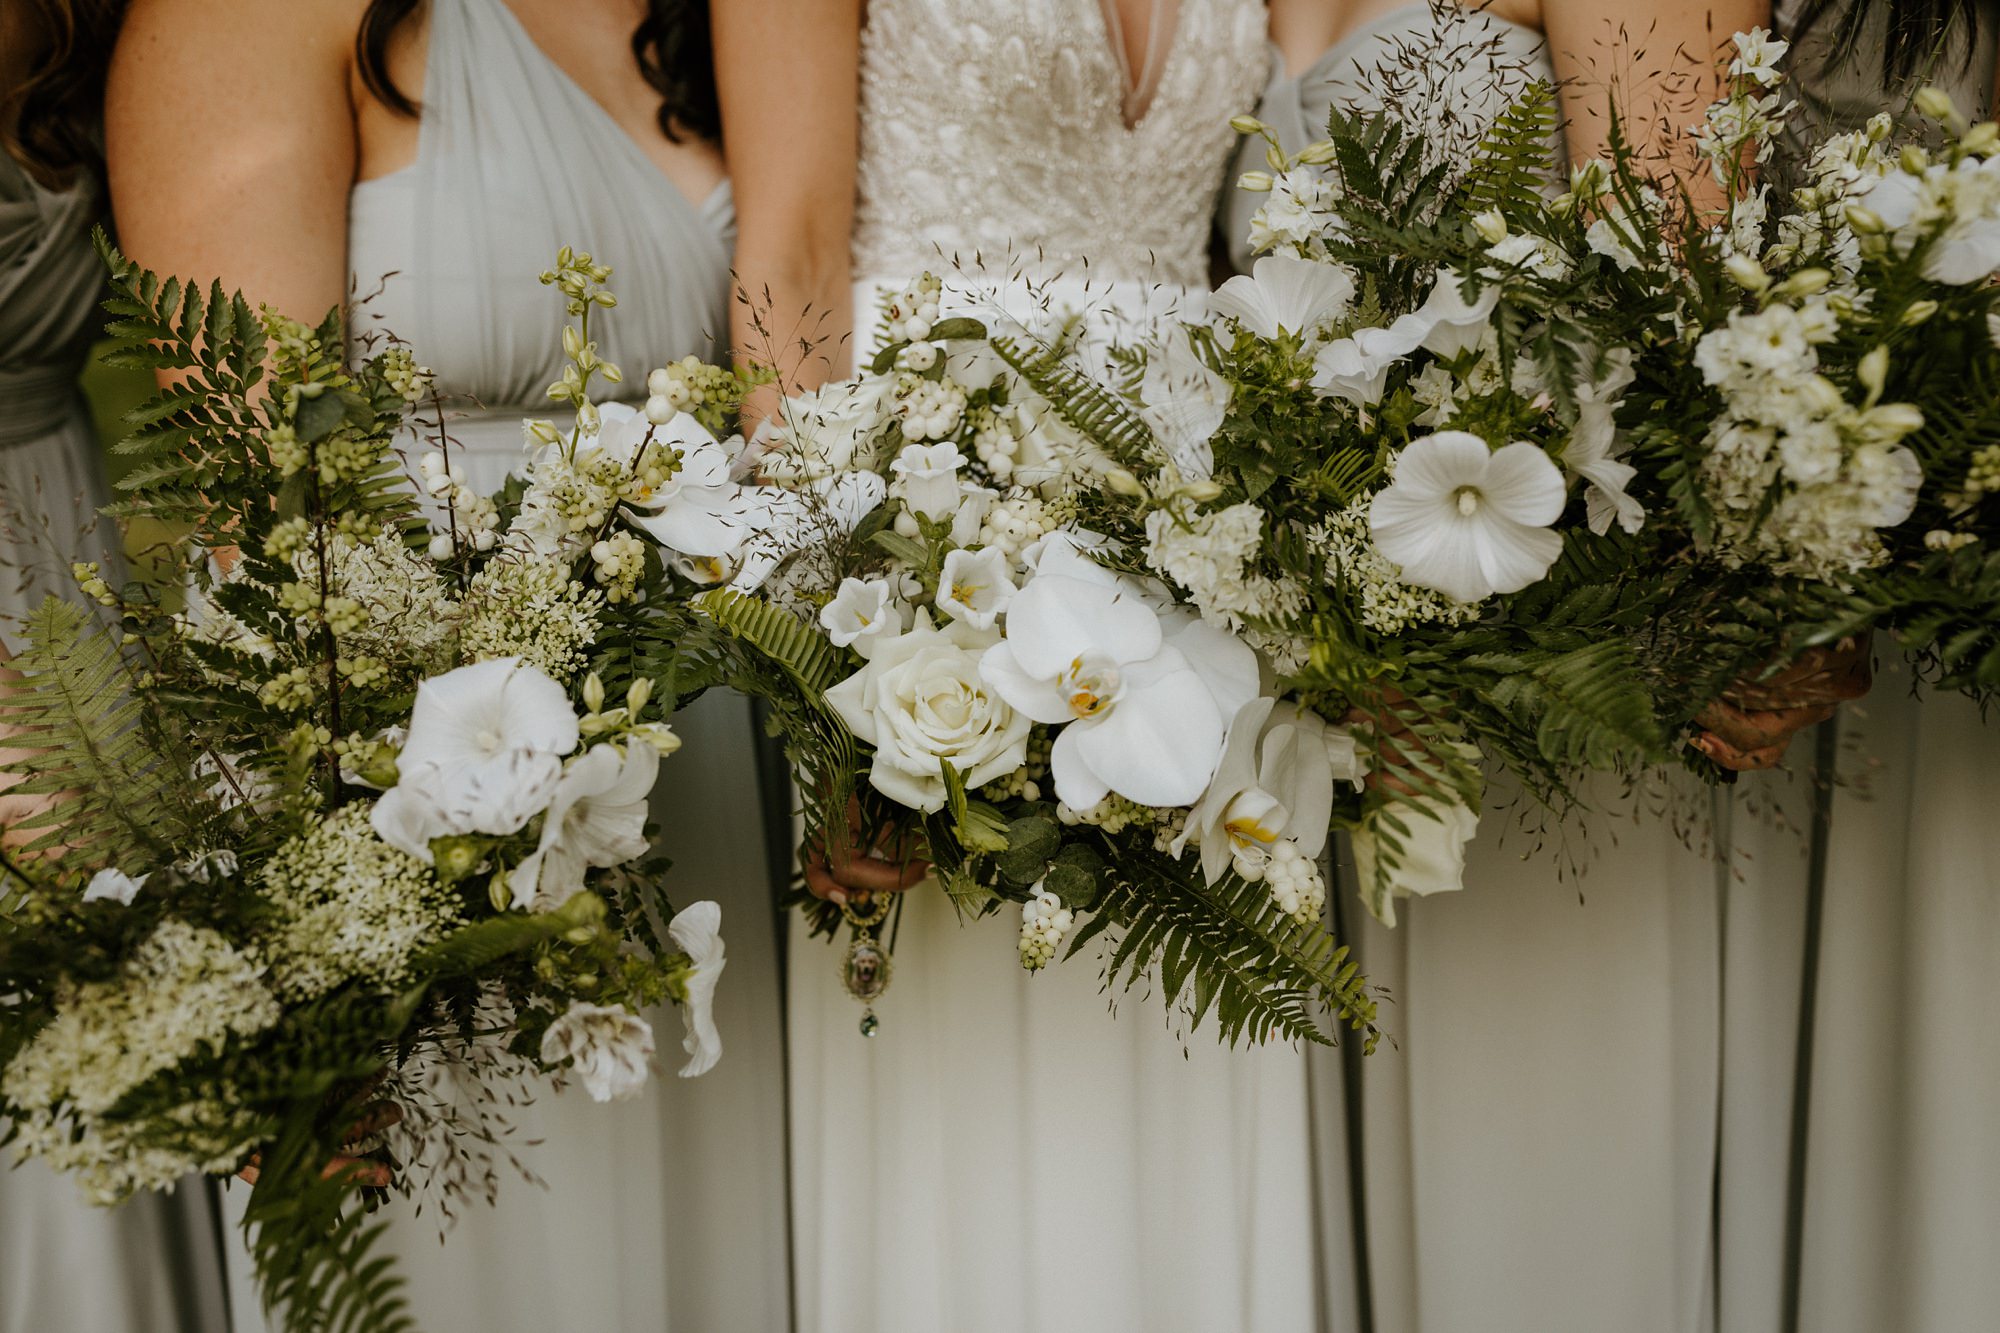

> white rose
[1175,698,1364,885]
[1350,795,1480,927]
[820,577,907,657]
[541,1001,657,1102]
[826,613,1031,812]
[766,376,896,481]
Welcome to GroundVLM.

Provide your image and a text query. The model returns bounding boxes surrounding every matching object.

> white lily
[979,542,1257,809]
[371,658,581,860]
[508,742,662,911]
[1564,354,1646,535]
[820,577,906,657]
[667,901,727,1077]
[935,547,1017,630]
[1369,431,1567,603]
[541,1001,656,1102]
[82,868,147,906]
[1139,325,1229,480]
[1312,270,1500,404]
[1175,699,1364,885]
[1209,255,1358,343]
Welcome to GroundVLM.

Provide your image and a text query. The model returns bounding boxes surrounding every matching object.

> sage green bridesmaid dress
[0,154,231,1333]
[221,2,791,1328]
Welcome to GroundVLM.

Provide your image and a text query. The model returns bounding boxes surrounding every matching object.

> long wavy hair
[1,0,130,187]
[358,0,718,142]
[1792,0,1996,87]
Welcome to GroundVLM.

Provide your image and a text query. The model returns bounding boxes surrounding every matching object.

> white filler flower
[667,901,727,1077]
[371,657,581,860]
[979,543,1257,810]
[1369,431,1567,603]
[541,1001,657,1102]
[820,577,906,656]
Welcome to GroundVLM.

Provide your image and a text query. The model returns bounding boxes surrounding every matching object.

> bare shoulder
[113,0,364,84]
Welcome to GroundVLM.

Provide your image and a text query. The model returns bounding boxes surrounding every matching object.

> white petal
[1069,661,1224,807]
[978,642,1076,725]
[1478,442,1567,525]
[1473,518,1565,596]
[1049,723,1112,811]
[1005,575,1162,679]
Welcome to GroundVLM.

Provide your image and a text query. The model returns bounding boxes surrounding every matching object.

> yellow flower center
[1059,653,1123,720]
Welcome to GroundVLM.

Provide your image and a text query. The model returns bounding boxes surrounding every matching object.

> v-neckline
[489,0,727,221]
[1091,0,1186,134]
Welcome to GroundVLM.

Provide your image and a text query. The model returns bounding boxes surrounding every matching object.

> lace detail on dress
[850,0,1269,289]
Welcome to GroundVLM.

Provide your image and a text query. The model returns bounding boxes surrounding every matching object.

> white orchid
[1139,325,1229,480]
[1175,699,1364,885]
[541,1001,657,1102]
[820,577,906,656]
[1352,795,1481,927]
[370,658,581,861]
[891,441,966,519]
[1369,431,1567,603]
[1564,354,1646,535]
[935,547,1017,630]
[507,742,661,910]
[1209,255,1358,343]
[618,409,758,562]
[82,868,147,906]
[828,613,1030,811]
[979,542,1257,810]
[667,901,727,1077]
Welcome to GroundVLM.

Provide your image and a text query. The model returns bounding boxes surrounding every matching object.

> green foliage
[0,598,214,867]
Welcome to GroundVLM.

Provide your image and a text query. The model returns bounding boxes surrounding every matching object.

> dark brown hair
[1,0,130,187]
[1792,0,1995,88]
[357,0,719,142]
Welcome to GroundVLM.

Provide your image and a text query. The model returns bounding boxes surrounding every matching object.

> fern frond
[989,333,1157,465]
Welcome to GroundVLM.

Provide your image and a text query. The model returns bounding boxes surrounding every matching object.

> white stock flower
[828,612,1031,811]
[1352,795,1480,927]
[1248,167,1342,254]
[508,742,661,910]
[936,547,1018,630]
[541,1002,656,1102]
[979,542,1257,810]
[1369,432,1567,603]
[1209,255,1358,342]
[370,658,581,861]
[667,901,727,1077]
[821,577,906,656]
[82,868,147,906]
[891,441,967,520]
[1139,325,1229,480]
[1175,699,1364,885]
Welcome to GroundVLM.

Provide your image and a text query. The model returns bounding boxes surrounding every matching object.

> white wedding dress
[785,5,1317,1333]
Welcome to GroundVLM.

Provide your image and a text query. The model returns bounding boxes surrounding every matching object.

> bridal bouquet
[0,246,729,1332]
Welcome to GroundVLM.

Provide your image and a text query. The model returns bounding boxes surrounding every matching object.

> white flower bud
[1902,299,1940,326]
[902,317,932,341]
[1843,203,1886,235]
[1237,170,1274,193]
[1472,209,1509,244]
[1914,86,1958,124]
[1181,479,1225,503]
[1963,121,2000,156]
[562,325,583,359]
[1102,467,1146,497]
[1295,140,1339,167]
[1858,344,1889,398]
[1725,254,1771,291]
[901,342,939,372]
[1228,114,1265,135]
[583,673,606,715]
[627,676,653,715]
[1777,267,1832,298]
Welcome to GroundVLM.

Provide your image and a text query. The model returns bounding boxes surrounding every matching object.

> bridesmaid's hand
[802,798,928,906]
[1691,636,1872,771]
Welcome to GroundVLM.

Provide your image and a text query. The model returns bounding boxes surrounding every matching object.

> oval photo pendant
[842,937,892,1005]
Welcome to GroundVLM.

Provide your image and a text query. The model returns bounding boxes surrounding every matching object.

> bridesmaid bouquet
[0,246,731,1331]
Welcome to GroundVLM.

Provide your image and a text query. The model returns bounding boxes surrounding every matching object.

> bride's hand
[1691,636,1871,771]
[802,797,928,906]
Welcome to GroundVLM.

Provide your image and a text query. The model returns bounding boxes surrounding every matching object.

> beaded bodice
[851,0,1268,289]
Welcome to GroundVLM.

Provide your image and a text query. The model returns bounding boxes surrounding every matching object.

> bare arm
[1541,0,1769,196]
[714,0,862,426]
[107,0,363,341]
